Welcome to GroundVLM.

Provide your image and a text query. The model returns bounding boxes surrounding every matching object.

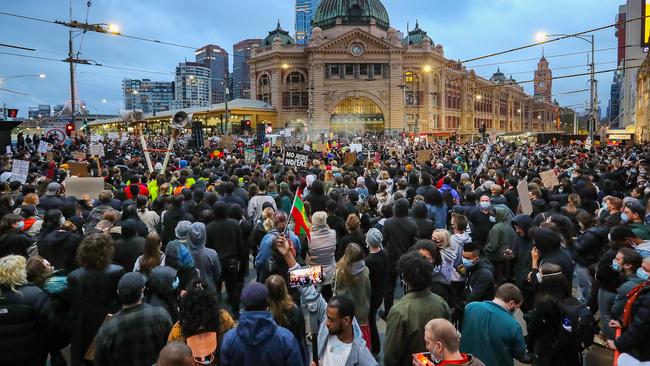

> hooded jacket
[465,257,496,303]
[530,228,576,282]
[206,202,244,262]
[113,221,146,271]
[628,222,650,240]
[572,226,609,267]
[334,260,371,324]
[383,198,419,261]
[219,311,303,366]
[304,180,329,213]
[412,202,436,240]
[37,230,83,273]
[145,266,179,322]
[484,207,517,262]
[511,215,534,289]
[188,223,221,291]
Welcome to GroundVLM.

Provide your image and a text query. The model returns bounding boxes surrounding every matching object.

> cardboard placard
[89,143,105,157]
[344,152,357,165]
[90,134,103,143]
[539,170,560,189]
[350,143,363,153]
[416,150,432,164]
[68,162,90,177]
[46,152,55,162]
[107,132,119,140]
[517,180,533,215]
[283,150,309,168]
[64,177,104,200]
[220,136,234,150]
[9,159,29,184]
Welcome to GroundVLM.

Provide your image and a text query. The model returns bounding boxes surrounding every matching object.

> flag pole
[285,187,299,237]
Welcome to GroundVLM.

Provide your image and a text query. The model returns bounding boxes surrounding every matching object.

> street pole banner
[283,150,309,168]
[45,127,66,144]
[9,159,29,184]
[244,149,256,164]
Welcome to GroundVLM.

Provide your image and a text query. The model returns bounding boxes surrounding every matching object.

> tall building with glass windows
[174,62,211,109]
[122,79,175,114]
[233,39,263,99]
[295,0,321,44]
[195,44,228,103]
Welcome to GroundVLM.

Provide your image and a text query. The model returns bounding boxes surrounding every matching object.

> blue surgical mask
[621,213,629,224]
[16,221,24,230]
[479,202,491,210]
[462,258,475,269]
[612,260,621,272]
[637,268,650,281]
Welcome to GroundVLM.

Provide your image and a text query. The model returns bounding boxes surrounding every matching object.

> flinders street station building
[249,0,559,137]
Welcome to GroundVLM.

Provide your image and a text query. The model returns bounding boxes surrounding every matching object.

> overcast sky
[0,0,624,118]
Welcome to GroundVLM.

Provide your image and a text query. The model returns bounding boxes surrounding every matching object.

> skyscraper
[122,79,175,114]
[174,62,212,109]
[295,0,322,44]
[195,44,229,103]
[233,39,263,99]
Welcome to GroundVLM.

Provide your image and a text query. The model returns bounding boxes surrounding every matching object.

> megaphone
[119,110,144,124]
[171,111,193,130]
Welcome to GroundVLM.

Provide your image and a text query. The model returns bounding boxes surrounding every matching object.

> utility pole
[589,34,596,144]
[68,29,76,121]
[224,72,230,136]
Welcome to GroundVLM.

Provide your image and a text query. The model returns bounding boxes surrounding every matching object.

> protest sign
[46,152,55,162]
[416,150,432,164]
[68,162,90,177]
[350,144,363,153]
[9,159,29,184]
[37,140,52,154]
[303,144,311,152]
[107,132,119,140]
[90,134,103,143]
[244,149,256,164]
[344,152,357,165]
[89,143,105,157]
[539,170,560,189]
[283,150,309,168]
[63,177,104,200]
[73,151,87,161]
[517,180,533,215]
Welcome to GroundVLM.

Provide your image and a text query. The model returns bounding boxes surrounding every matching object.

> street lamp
[536,31,596,143]
[0,74,47,82]
[102,99,120,115]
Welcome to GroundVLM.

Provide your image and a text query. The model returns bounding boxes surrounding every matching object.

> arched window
[284,71,308,109]
[404,72,421,106]
[258,74,271,103]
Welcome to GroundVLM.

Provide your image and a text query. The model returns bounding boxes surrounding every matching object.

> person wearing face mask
[484,207,516,285]
[452,196,494,247]
[611,248,644,321]
[460,242,495,304]
[623,201,650,240]
[0,212,31,258]
[413,318,485,366]
[364,228,387,357]
[460,284,531,366]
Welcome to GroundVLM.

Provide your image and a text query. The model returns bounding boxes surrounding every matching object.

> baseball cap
[240,282,269,311]
[117,272,145,304]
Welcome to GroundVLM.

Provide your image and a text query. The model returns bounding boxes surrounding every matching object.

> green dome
[313,0,390,30]
[402,21,430,46]
[263,21,295,46]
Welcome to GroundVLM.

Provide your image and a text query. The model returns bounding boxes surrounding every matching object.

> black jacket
[206,217,243,261]
[67,264,125,366]
[0,284,53,366]
[337,231,367,261]
[465,257,496,303]
[0,230,31,258]
[304,181,329,213]
[37,230,83,273]
[38,195,63,212]
[412,201,435,240]
[383,199,418,261]
[615,285,650,361]
[572,226,609,267]
[511,215,534,290]
[114,236,146,271]
[595,249,624,293]
[366,249,388,308]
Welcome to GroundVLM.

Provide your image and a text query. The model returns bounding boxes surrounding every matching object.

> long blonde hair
[265,275,295,327]
[0,255,27,294]
[336,243,364,287]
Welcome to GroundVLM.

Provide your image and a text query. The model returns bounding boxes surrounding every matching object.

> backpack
[556,297,596,351]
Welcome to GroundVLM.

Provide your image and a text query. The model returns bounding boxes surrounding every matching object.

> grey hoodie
[188,222,221,290]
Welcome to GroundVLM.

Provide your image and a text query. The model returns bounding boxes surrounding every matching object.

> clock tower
[534,53,552,102]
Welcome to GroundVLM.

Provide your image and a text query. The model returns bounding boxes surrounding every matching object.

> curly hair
[76,233,115,270]
[0,255,27,294]
[178,280,222,338]
[397,251,433,292]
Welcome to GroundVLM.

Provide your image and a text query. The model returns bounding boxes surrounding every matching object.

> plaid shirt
[94,303,172,366]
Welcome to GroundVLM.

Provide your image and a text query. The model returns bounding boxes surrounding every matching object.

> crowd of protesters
[0,130,649,366]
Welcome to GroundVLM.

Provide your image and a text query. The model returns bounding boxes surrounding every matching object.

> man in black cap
[94,272,173,366]
[219,282,303,366]
[623,201,650,240]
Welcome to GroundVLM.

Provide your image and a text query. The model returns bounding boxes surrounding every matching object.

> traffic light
[65,122,75,136]
[83,119,89,133]
[6,109,18,118]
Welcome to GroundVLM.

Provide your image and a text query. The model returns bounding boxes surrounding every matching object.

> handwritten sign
[37,140,52,154]
[283,150,309,168]
[244,149,256,164]
[63,177,104,200]
[89,143,105,157]
[107,132,119,140]
[344,152,357,165]
[416,150,432,164]
[9,159,29,184]
[68,162,89,177]
[539,170,560,189]
[350,144,363,153]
